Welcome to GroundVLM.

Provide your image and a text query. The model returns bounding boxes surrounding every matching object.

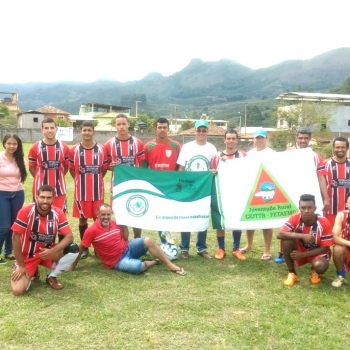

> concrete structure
[276,92,350,135]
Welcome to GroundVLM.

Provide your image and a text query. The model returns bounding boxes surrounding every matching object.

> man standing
[330,192,350,287]
[277,194,333,286]
[275,127,331,263]
[11,185,79,295]
[28,118,69,213]
[241,129,274,261]
[105,114,146,238]
[69,121,108,258]
[324,136,350,228]
[176,119,217,259]
[144,117,181,244]
[212,129,247,260]
[69,204,186,276]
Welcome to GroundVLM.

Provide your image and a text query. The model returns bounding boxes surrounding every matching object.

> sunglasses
[196,128,208,133]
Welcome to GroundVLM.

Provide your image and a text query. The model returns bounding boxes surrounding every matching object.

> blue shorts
[114,237,148,274]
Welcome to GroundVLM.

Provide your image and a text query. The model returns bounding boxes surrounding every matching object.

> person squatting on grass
[331,191,350,287]
[0,134,27,264]
[277,194,333,286]
[11,185,79,295]
[69,203,186,276]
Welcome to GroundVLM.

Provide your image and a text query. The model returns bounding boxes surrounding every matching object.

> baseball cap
[195,120,209,129]
[253,129,267,138]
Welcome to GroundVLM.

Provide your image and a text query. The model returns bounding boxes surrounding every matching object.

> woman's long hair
[2,134,27,183]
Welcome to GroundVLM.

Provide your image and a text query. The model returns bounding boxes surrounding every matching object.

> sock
[79,224,88,241]
[217,236,225,250]
[337,270,345,278]
[232,231,242,251]
[288,269,297,274]
[49,252,79,278]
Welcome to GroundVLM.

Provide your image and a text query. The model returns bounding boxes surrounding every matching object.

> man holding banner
[105,114,145,239]
[241,128,275,261]
[144,117,181,244]
[176,119,217,259]
[212,129,247,261]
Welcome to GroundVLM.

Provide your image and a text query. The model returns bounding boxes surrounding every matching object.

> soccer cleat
[283,272,298,286]
[0,257,7,265]
[332,275,345,287]
[232,250,246,261]
[81,248,89,259]
[274,252,285,263]
[310,269,321,284]
[46,275,63,290]
[215,249,226,260]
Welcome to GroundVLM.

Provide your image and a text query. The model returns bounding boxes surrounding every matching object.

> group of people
[2,114,350,296]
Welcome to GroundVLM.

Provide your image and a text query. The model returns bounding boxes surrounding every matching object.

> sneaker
[274,252,285,263]
[310,269,321,284]
[215,249,226,260]
[180,251,189,259]
[81,248,89,259]
[232,250,246,261]
[46,275,63,290]
[283,272,298,286]
[0,257,7,265]
[332,275,345,287]
[197,251,212,259]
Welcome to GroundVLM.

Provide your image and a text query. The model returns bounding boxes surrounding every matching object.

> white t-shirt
[177,141,217,171]
[247,147,275,157]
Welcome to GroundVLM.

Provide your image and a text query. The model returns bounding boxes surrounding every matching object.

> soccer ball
[161,243,179,261]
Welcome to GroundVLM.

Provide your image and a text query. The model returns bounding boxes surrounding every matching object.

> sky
[1,0,349,84]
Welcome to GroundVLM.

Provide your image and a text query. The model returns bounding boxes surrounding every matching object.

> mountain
[2,47,350,115]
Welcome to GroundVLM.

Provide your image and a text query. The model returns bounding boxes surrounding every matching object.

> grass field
[0,143,349,350]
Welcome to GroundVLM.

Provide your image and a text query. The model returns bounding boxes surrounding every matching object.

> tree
[180,120,195,131]
[129,113,155,132]
[271,101,334,148]
[0,104,17,127]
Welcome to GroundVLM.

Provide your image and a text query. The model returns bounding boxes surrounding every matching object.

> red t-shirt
[144,138,181,170]
[11,203,72,258]
[280,212,333,250]
[81,220,128,269]
[313,151,326,177]
[69,143,108,201]
[28,140,69,197]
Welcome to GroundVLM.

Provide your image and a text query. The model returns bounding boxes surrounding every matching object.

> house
[168,117,228,133]
[77,102,131,131]
[18,105,70,128]
[275,92,350,135]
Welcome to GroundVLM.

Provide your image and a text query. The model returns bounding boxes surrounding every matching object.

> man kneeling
[69,203,186,276]
[277,194,333,286]
[331,192,350,287]
[11,185,79,295]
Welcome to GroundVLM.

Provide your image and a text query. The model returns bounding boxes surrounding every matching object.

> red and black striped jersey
[280,212,333,250]
[212,149,247,170]
[11,203,71,259]
[28,140,69,197]
[69,143,108,201]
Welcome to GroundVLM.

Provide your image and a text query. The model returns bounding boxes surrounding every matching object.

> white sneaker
[332,275,345,287]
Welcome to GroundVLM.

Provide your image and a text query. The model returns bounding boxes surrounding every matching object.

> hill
[2,47,350,118]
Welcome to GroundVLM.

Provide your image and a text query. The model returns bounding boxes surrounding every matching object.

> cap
[253,129,267,138]
[195,119,209,129]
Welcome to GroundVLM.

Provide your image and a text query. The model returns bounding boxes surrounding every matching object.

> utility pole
[244,103,247,136]
[172,104,178,132]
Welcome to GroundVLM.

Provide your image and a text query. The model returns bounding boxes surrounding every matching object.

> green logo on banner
[126,195,149,217]
[240,164,298,221]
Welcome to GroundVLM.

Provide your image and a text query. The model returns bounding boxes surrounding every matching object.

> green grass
[1,143,350,349]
